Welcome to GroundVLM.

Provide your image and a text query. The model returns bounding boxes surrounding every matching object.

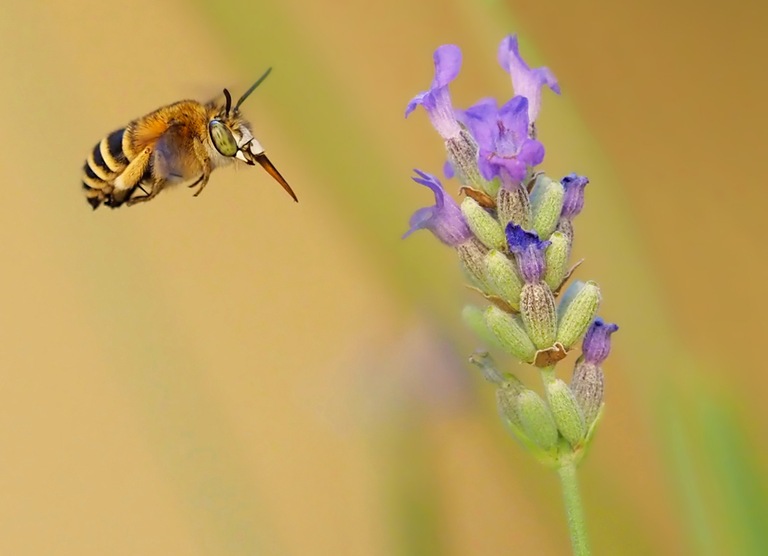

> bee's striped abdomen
[82,128,131,209]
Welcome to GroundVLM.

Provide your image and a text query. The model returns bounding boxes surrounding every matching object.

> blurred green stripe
[194,1,457,312]
[699,395,768,555]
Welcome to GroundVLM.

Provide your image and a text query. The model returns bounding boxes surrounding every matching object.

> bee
[81,68,297,209]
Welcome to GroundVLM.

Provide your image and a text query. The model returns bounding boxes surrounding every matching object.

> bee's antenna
[235,67,272,111]
[222,88,233,116]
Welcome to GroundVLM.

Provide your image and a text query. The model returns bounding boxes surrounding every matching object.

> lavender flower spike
[405,45,463,140]
[505,223,551,283]
[581,318,619,364]
[560,173,589,219]
[403,170,472,246]
[498,35,560,124]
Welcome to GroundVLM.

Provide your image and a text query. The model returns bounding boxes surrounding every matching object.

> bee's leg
[191,174,210,197]
[190,139,212,198]
[187,175,204,189]
[127,179,165,206]
[111,147,153,207]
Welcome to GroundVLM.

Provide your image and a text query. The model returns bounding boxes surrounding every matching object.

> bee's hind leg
[127,180,164,206]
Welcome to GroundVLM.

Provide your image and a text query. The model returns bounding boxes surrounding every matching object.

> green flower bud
[446,129,496,195]
[456,238,489,287]
[461,197,506,251]
[496,379,526,428]
[462,305,504,349]
[556,281,601,349]
[516,390,558,451]
[543,231,571,292]
[519,282,557,349]
[484,250,523,310]
[483,305,537,362]
[570,359,604,426]
[530,175,565,240]
[496,183,532,229]
[469,351,506,385]
[556,218,574,246]
[545,377,586,447]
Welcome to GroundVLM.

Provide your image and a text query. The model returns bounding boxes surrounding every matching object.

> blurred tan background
[0,0,765,554]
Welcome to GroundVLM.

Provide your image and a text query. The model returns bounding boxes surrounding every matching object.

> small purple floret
[497,35,560,124]
[505,224,550,282]
[403,170,472,247]
[561,173,589,219]
[405,45,463,140]
[462,96,545,184]
[582,318,619,364]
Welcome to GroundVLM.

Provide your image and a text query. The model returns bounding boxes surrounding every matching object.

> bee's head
[208,68,272,160]
[206,68,298,202]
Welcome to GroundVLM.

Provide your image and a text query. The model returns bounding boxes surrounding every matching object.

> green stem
[557,461,592,556]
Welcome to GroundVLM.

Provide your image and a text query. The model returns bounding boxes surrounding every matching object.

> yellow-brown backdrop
[0,0,765,554]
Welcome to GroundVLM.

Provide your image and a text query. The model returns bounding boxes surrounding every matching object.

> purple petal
[505,223,550,282]
[405,92,429,118]
[506,224,549,254]
[489,156,527,183]
[404,170,472,246]
[517,139,545,167]
[404,47,462,138]
[476,152,497,181]
[582,318,619,364]
[463,97,498,122]
[498,34,560,123]
[432,45,462,88]
[561,173,589,219]
[404,206,437,238]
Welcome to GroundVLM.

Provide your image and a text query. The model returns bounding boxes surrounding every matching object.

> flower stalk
[403,34,618,556]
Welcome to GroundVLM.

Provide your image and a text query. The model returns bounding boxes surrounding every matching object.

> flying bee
[82,68,297,209]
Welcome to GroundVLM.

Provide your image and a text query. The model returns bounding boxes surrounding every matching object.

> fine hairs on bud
[570,360,604,426]
[519,283,557,349]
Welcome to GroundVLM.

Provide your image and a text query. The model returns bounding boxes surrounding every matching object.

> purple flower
[561,173,589,219]
[403,170,472,246]
[497,35,560,124]
[462,96,545,184]
[582,318,619,364]
[405,45,463,140]
[505,224,550,282]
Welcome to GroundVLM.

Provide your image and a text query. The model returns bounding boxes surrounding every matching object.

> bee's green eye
[209,120,238,157]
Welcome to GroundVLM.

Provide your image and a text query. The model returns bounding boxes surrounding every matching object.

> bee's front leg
[190,140,212,198]
[191,173,210,197]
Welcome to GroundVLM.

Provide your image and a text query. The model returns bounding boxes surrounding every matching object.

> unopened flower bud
[484,250,523,310]
[545,377,586,447]
[469,351,507,385]
[543,231,570,292]
[556,281,601,349]
[570,360,604,426]
[484,305,536,362]
[497,182,531,229]
[456,238,489,286]
[496,379,526,428]
[516,390,558,451]
[446,129,495,194]
[530,175,565,240]
[461,197,506,251]
[462,305,504,349]
[519,283,557,349]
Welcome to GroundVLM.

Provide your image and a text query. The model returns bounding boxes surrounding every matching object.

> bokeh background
[0,0,765,554]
